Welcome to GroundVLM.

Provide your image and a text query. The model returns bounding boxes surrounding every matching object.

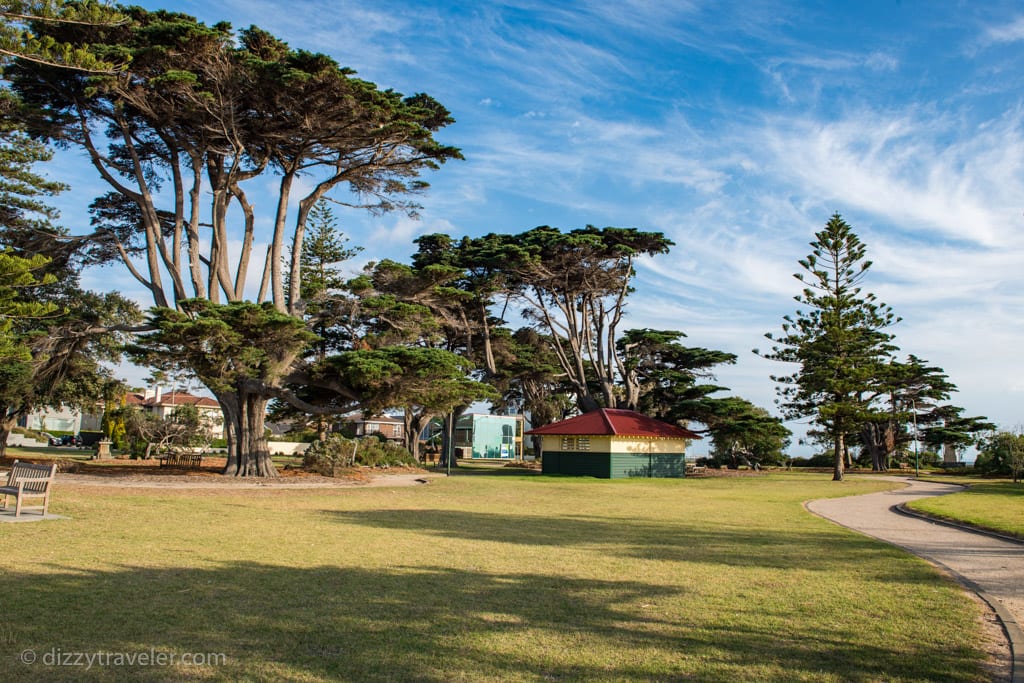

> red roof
[526,409,701,439]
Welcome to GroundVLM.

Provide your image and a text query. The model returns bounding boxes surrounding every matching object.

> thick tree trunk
[217,390,278,477]
[862,424,886,471]
[833,432,845,481]
[439,413,453,467]
[403,410,417,461]
[439,408,467,468]
[0,417,12,460]
[402,410,432,462]
[0,409,26,460]
[882,425,896,470]
[219,394,239,468]
[598,373,617,410]
[577,394,601,413]
[479,301,496,375]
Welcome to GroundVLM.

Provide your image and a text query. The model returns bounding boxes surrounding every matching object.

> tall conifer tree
[760,214,898,481]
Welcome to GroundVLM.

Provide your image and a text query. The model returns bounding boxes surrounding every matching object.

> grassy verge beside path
[908,479,1024,539]
[0,472,997,681]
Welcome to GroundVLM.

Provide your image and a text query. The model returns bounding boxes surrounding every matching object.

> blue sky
[52,1,1024,455]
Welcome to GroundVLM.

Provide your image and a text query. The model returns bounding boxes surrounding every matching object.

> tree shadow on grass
[0,562,983,682]
[324,508,941,581]
[431,463,541,476]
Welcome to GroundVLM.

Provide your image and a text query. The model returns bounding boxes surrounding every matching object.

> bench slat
[1,460,56,517]
[158,453,204,469]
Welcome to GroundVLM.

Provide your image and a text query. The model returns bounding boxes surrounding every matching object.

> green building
[527,408,700,478]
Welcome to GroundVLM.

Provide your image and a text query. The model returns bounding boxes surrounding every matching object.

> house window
[560,436,590,451]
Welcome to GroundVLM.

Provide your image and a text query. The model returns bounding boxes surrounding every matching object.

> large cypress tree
[759,213,898,481]
[0,1,126,72]
[8,8,460,475]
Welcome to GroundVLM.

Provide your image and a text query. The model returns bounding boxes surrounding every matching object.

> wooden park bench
[0,460,57,517]
[157,452,204,469]
[685,463,707,476]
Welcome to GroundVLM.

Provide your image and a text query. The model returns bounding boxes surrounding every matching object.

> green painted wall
[610,452,687,478]
[542,452,609,477]
[542,451,686,478]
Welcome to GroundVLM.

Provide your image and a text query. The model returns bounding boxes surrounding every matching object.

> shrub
[280,428,318,443]
[128,438,148,459]
[302,435,353,476]
[357,439,417,467]
[101,409,129,451]
[789,452,835,467]
[975,432,1024,480]
[303,434,417,476]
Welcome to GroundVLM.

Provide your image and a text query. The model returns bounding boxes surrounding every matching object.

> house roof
[343,413,404,425]
[526,408,701,440]
[125,391,220,409]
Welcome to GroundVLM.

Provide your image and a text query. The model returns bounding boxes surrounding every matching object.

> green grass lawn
[908,479,1024,538]
[0,472,995,682]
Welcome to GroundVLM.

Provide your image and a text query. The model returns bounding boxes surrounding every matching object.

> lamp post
[446,413,453,477]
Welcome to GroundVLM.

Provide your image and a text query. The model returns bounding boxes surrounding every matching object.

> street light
[446,413,453,478]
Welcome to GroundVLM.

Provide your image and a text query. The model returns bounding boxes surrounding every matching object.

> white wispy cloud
[755,108,1024,248]
[216,0,419,76]
[981,15,1024,45]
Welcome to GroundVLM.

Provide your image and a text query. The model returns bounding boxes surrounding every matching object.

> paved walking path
[808,477,1023,682]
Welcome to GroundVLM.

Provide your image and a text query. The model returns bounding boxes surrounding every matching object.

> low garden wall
[5,432,45,447]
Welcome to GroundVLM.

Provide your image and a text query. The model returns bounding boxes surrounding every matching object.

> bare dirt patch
[3,455,437,490]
